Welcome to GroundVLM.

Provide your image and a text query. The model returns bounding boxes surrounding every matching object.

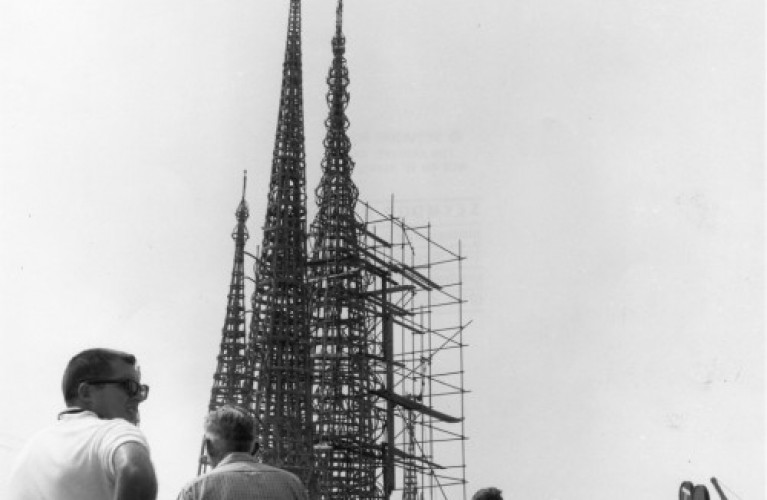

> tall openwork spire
[199,172,251,474]
[210,171,251,411]
[308,1,381,497]
[248,0,315,487]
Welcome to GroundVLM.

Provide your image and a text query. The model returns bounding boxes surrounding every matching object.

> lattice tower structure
[401,408,419,500]
[198,172,252,475]
[356,199,468,500]
[307,1,381,498]
[247,0,315,486]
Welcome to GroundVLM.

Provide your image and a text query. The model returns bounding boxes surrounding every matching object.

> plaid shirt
[177,453,308,500]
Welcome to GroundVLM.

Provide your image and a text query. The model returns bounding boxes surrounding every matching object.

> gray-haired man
[177,405,307,500]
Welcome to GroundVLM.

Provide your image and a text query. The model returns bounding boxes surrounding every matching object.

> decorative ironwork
[201,3,469,499]
[308,1,382,498]
[199,172,251,475]
[247,0,315,487]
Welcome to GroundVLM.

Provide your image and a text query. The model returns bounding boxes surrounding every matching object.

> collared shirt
[177,453,308,500]
[7,409,149,500]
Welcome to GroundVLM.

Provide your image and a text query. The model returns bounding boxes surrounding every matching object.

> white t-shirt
[7,410,149,500]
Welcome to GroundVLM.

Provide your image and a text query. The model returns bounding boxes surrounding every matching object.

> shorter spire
[336,0,343,34]
[236,170,249,223]
[333,0,345,55]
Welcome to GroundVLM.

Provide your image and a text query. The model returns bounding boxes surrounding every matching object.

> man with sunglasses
[8,348,157,500]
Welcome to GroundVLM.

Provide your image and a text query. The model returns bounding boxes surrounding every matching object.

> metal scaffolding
[356,198,468,500]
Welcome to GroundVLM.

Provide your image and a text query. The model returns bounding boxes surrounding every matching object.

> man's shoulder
[213,459,302,483]
[87,416,145,436]
[178,462,307,500]
[255,463,302,480]
[24,413,140,443]
[61,411,139,432]
[216,459,290,474]
[88,417,149,452]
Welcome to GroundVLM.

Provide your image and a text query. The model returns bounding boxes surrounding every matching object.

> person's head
[472,487,503,500]
[61,348,148,425]
[203,405,258,467]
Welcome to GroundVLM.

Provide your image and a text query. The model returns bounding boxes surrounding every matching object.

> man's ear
[250,441,260,455]
[204,437,216,458]
[76,382,92,402]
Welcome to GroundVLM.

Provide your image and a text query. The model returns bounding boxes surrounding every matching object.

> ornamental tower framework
[208,173,251,412]
[308,1,381,498]
[246,0,315,486]
[201,2,468,499]
[306,2,468,498]
[198,172,251,475]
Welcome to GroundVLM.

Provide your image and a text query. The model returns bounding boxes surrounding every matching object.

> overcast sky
[0,1,763,499]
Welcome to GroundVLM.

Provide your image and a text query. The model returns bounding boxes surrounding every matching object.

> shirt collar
[57,407,98,420]
[217,452,259,467]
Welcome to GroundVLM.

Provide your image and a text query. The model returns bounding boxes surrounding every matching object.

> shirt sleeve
[97,419,150,479]
[175,479,201,500]
[176,485,191,500]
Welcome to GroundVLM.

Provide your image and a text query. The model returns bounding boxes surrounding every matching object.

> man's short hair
[62,348,136,405]
[473,487,503,500]
[205,405,256,452]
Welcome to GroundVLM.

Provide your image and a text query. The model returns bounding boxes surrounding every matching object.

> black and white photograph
[0,1,763,499]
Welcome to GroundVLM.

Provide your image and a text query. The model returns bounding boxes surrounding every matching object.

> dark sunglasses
[85,378,149,400]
